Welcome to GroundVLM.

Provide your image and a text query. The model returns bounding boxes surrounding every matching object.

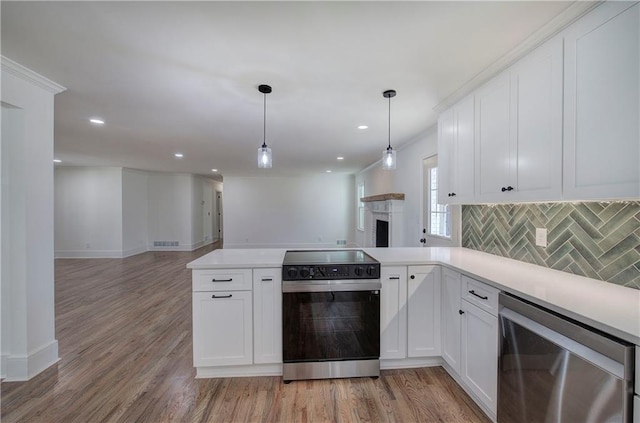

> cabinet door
[253,268,282,364]
[438,108,456,204]
[452,95,476,203]
[380,266,407,360]
[460,299,499,416]
[563,2,640,200]
[510,36,563,202]
[475,72,512,202]
[193,291,253,367]
[407,266,441,357]
[441,268,461,373]
[438,96,475,205]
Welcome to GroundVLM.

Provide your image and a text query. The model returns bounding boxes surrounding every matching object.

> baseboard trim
[3,340,59,381]
[55,250,123,259]
[381,357,442,370]
[195,363,282,379]
[122,245,148,258]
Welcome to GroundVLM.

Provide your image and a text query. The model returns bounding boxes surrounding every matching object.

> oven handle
[283,280,381,293]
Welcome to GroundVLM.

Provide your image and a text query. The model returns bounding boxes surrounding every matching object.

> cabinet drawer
[462,276,500,316]
[193,269,252,292]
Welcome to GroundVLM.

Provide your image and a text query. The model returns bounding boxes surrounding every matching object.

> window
[428,167,451,239]
[357,181,365,231]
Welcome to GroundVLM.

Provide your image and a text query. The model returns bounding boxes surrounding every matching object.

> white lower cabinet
[407,266,441,357]
[460,298,499,416]
[253,268,282,364]
[192,290,253,367]
[441,268,462,373]
[380,266,408,359]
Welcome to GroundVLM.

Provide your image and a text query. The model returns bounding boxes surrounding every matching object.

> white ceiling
[1,1,574,178]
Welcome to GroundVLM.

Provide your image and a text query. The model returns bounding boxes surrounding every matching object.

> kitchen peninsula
[187,247,640,422]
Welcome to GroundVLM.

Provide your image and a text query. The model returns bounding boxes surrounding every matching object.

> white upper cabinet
[475,72,512,202]
[475,36,563,203]
[438,95,475,204]
[563,2,640,200]
[509,36,563,201]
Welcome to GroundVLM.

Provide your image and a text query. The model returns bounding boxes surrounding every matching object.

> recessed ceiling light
[174,153,184,158]
[89,118,105,125]
[337,156,344,161]
[53,159,62,163]
[326,170,332,173]
[211,169,218,172]
[358,125,368,130]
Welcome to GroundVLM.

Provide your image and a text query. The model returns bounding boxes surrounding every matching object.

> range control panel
[283,263,380,281]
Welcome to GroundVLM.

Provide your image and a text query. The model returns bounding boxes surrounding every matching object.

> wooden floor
[1,244,490,423]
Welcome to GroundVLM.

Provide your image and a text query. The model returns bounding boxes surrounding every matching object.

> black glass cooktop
[283,250,378,265]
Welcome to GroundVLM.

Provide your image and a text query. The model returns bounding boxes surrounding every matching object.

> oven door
[282,280,381,364]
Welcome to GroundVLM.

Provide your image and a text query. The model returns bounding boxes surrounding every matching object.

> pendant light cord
[262,92,267,149]
[387,95,391,150]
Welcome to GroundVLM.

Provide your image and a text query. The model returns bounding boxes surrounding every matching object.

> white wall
[1,57,65,380]
[147,172,194,250]
[55,167,123,258]
[223,174,355,248]
[122,168,148,256]
[354,125,451,248]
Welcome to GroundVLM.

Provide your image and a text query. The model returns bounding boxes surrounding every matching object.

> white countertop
[187,247,640,345]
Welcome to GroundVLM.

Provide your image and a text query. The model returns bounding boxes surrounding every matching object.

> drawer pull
[211,278,233,282]
[212,294,232,299]
[459,309,465,315]
[261,278,273,282]
[389,276,400,280]
[469,290,488,300]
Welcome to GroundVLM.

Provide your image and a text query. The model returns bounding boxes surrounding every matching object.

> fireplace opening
[376,220,389,248]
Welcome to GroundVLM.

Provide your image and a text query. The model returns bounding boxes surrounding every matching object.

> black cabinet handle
[389,276,400,280]
[459,309,465,315]
[211,294,232,299]
[507,186,514,191]
[450,192,456,196]
[261,278,273,282]
[501,186,514,192]
[410,275,415,280]
[469,290,488,300]
[419,238,426,243]
[501,187,507,192]
[211,278,233,282]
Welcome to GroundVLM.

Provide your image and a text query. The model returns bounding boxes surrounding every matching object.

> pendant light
[382,89,397,170]
[257,84,273,168]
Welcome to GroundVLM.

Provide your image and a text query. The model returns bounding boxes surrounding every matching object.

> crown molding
[433,1,601,113]
[1,56,66,94]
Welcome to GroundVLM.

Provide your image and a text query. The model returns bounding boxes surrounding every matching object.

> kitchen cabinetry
[192,269,253,367]
[460,276,500,417]
[253,268,282,364]
[475,36,563,203]
[380,266,407,359]
[407,266,441,357]
[438,95,475,204]
[563,2,639,200]
[441,268,462,373]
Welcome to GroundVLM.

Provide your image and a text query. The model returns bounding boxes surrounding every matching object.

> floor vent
[153,241,179,247]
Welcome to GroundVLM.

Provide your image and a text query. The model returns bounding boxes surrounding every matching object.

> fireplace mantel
[361,193,405,202]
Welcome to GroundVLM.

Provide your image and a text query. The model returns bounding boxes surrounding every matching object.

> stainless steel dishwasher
[498,293,635,423]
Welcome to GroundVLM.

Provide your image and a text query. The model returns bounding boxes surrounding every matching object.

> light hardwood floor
[1,244,490,423]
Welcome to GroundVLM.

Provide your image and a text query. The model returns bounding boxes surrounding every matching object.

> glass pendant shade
[258,144,272,168]
[382,147,396,170]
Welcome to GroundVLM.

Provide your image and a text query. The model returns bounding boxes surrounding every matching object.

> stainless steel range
[282,250,381,382]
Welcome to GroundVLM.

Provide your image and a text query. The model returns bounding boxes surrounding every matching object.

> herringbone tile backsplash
[462,202,640,289]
